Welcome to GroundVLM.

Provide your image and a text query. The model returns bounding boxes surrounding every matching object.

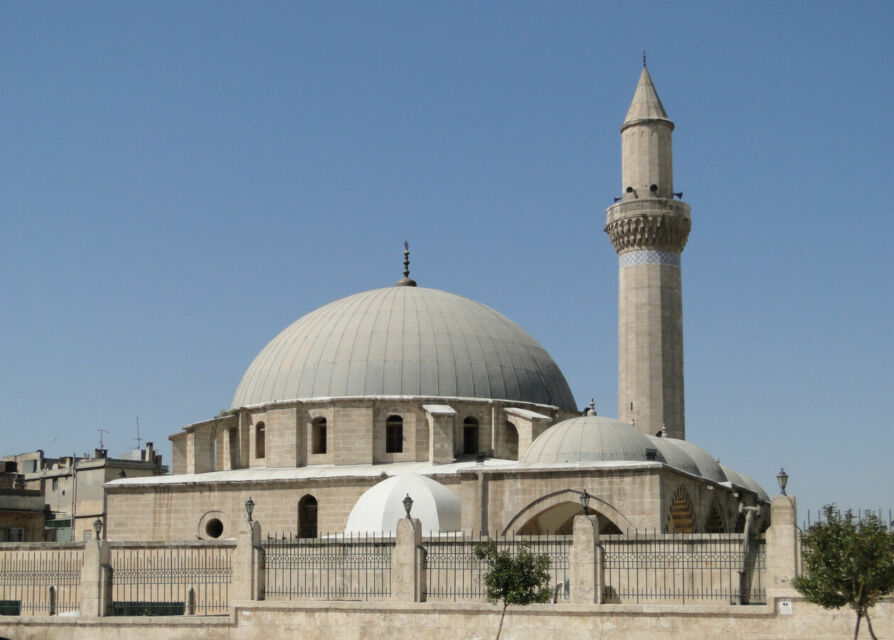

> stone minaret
[605,65,691,440]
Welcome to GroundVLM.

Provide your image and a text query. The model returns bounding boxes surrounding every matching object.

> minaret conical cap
[622,66,672,129]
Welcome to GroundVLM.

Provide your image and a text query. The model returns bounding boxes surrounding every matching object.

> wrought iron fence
[262,532,393,601]
[423,531,571,602]
[602,531,765,604]
[802,508,894,531]
[0,543,83,616]
[109,541,234,616]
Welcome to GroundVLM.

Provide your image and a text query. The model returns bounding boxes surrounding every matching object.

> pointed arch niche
[704,499,726,533]
[666,487,695,533]
[504,489,630,536]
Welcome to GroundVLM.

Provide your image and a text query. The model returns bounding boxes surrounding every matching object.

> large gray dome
[231,286,576,410]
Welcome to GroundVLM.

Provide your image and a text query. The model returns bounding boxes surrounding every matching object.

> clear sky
[2,1,892,520]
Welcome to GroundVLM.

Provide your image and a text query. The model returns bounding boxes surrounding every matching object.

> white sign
[779,599,793,615]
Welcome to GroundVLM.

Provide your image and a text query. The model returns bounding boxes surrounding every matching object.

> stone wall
[105,462,745,541]
[106,478,382,540]
[171,397,573,474]
[2,596,892,640]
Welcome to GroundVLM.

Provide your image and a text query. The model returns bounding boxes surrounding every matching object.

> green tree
[474,540,552,640]
[792,506,894,640]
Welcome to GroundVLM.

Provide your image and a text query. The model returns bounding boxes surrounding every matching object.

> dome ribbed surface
[232,286,576,410]
[520,416,661,464]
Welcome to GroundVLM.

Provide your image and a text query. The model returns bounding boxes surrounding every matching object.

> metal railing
[0,542,83,616]
[803,508,894,531]
[602,531,765,604]
[423,531,571,602]
[109,541,234,616]
[262,532,393,601]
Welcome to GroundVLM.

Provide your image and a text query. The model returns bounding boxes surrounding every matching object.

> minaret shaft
[606,67,690,440]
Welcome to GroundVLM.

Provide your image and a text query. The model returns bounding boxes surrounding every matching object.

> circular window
[205,518,224,538]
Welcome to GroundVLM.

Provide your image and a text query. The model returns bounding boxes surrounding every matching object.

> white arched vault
[501,489,632,535]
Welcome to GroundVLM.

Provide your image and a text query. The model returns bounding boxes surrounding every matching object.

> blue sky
[1,1,891,519]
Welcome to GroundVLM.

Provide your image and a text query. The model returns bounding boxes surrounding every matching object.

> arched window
[298,494,318,538]
[504,421,519,460]
[255,423,266,459]
[386,415,403,453]
[228,428,238,468]
[312,418,327,454]
[463,417,479,455]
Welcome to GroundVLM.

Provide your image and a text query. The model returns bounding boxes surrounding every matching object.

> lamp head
[579,489,591,515]
[776,468,789,496]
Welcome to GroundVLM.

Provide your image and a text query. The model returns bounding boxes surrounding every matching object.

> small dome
[720,464,769,502]
[232,286,576,410]
[344,473,461,535]
[663,438,727,483]
[520,416,664,465]
[719,464,746,487]
[645,435,701,476]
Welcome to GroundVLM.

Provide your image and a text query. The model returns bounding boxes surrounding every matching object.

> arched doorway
[298,495,318,538]
[516,502,623,535]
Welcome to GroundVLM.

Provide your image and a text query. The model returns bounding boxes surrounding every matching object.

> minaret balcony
[605,199,691,254]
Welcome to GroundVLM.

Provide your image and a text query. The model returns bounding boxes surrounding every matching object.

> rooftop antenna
[135,417,143,450]
[395,240,417,287]
[97,428,110,449]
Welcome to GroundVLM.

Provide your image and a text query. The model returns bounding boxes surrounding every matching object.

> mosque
[104,66,768,542]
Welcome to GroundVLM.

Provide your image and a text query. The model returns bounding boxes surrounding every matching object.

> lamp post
[92,518,103,543]
[245,497,255,523]
[579,489,591,515]
[776,468,789,496]
[402,494,413,520]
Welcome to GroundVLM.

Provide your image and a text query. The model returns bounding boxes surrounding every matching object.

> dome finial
[643,50,647,68]
[584,398,597,416]
[403,240,410,278]
[396,240,417,287]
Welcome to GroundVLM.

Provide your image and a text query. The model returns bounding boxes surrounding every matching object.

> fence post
[393,518,422,602]
[766,495,799,591]
[570,515,603,604]
[79,540,111,616]
[233,520,262,602]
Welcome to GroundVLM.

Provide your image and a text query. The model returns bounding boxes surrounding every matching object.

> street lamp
[92,518,103,542]
[579,489,591,515]
[402,494,413,520]
[245,497,255,522]
[776,468,789,496]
